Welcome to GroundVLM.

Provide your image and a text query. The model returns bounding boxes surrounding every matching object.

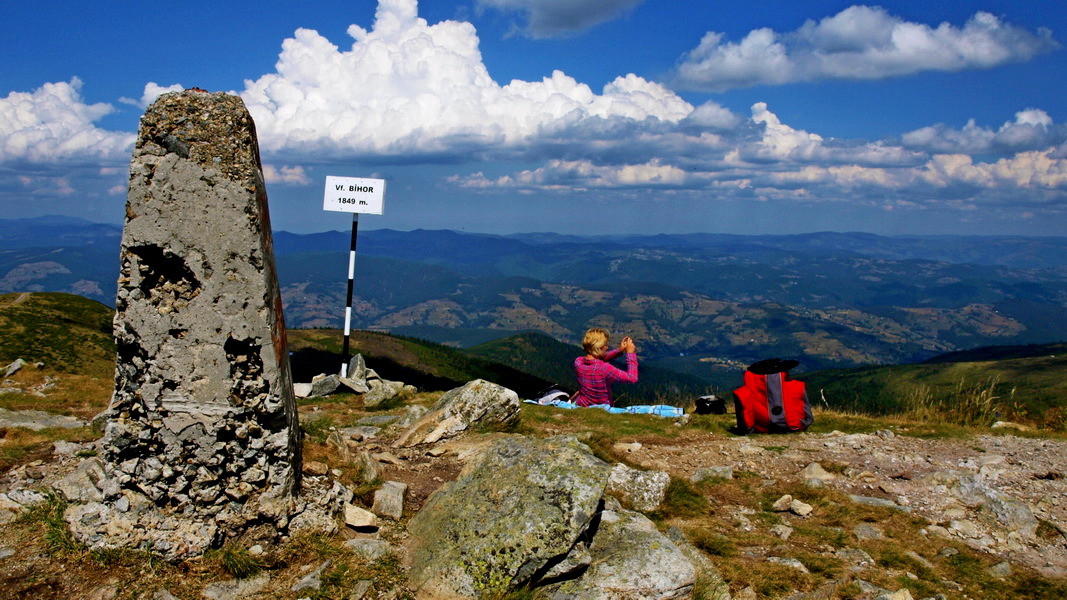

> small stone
[771,524,793,539]
[734,588,757,600]
[348,580,373,600]
[854,524,883,540]
[3,359,26,378]
[926,525,952,539]
[767,556,808,573]
[790,499,813,516]
[691,466,733,482]
[872,589,913,600]
[772,495,793,511]
[835,547,874,567]
[303,461,329,477]
[988,561,1012,578]
[344,503,378,529]
[344,539,394,560]
[949,519,979,538]
[849,495,902,510]
[202,572,272,600]
[371,481,407,520]
[799,462,835,482]
[292,559,331,592]
[371,451,403,465]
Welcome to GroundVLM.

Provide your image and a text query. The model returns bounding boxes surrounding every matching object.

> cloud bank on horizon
[1,0,1066,235]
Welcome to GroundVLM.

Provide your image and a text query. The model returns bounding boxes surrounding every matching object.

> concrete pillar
[93,90,301,557]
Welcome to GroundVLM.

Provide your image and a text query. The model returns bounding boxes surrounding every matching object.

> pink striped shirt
[573,349,638,407]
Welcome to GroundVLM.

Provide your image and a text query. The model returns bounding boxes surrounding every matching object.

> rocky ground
[623,426,1067,578]
[1,403,1065,599]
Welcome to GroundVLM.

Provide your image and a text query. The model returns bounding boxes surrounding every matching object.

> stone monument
[66,90,306,560]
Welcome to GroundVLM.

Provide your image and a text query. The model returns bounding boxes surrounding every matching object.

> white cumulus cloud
[262,164,310,185]
[476,0,645,38]
[455,158,693,190]
[0,78,134,164]
[673,6,1059,91]
[919,150,1067,189]
[240,0,690,161]
[902,109,1067,155]
[119,82,185,109]
[452,96,1067,216]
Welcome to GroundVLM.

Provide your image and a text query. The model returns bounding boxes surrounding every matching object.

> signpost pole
[341,213,359,377]
[322,174,384,377]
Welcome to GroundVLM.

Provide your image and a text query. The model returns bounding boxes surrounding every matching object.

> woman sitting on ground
[573,327,638,407]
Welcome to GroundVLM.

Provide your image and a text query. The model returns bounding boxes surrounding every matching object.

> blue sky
[2,0,1066,236]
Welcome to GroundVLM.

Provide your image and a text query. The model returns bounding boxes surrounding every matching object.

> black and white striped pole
[322,175,386,378]
[341,213,359,377]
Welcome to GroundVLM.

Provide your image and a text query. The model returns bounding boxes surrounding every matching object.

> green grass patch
[0,293,115,376]
[689,529,737,558]
[300,415,336,444]
[203,544,267,579]
[648,477,709,521]
[17,491,79,555]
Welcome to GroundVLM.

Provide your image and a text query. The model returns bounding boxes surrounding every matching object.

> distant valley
[3,216,1067,381]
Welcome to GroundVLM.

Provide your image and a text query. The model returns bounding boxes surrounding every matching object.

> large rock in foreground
[407,436,612,598]
[406,434,700,599]
[543,507,696,600]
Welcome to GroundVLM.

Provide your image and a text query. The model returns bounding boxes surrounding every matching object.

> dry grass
[0,368,111,419]
[903,377,1011,427]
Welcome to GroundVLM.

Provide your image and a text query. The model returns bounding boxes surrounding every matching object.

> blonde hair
[582,328,610,358]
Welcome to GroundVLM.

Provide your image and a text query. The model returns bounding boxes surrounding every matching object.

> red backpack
[733,359,813,434]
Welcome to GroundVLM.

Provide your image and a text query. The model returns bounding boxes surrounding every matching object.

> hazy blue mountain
[3,216,1066,376]
[0,216,122,250]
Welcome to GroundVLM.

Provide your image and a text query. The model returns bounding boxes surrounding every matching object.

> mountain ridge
[4,217,1067,374]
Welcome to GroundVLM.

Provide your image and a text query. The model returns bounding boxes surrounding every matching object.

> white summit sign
[323,175,385,214]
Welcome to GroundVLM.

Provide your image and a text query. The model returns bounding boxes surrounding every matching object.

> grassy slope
[0,292,114,376]
[288,329,554,398]
[0,293,115,470]
[803,343,1067,429]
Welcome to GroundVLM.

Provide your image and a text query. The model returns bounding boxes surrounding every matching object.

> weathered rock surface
[606,462,669,511]
[953,473,1039,538]
[405,434,702,599]
[394,379,519,448]
[371,480,407,520]
[67,89,302,561]
[543,507,695,600]
[664,526,731,600]
[3,374,1064,598]
[3,358,26,377]
[0,407,85,431]
[406,435,612,598]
